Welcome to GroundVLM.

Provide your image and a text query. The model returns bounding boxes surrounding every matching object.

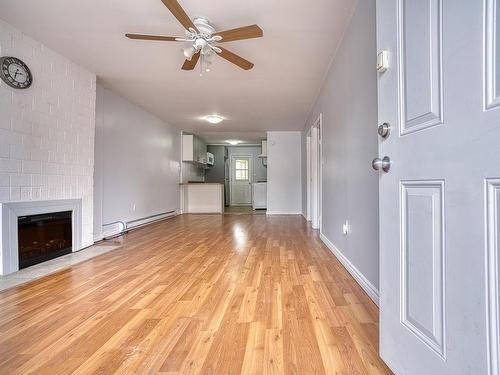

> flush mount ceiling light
[227,140,241,145]
[204,114,224,124]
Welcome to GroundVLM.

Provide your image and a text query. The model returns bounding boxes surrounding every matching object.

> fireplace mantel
[0,199,82,275]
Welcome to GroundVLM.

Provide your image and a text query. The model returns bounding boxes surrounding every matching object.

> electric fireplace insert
[17,210,72,269]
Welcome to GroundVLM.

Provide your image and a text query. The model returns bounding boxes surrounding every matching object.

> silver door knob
[372,156,391,172]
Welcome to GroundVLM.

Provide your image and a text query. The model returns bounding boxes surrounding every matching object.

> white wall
[0,19,96,248]
[93,85,181,239]
[302,0,380,296]
[267,131,302,214]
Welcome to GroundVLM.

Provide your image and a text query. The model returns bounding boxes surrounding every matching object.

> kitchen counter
[181,182,224,214]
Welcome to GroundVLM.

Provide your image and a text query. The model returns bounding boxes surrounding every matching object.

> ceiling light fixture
[125,10,263,73]
[227,140,241,145]
[183,46,197,60]
[204,114,224,124]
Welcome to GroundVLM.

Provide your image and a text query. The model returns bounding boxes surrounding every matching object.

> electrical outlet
[342,220,350,236]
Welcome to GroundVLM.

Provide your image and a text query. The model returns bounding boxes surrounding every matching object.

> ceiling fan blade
[217,47,254,70]
[125,33,179,41]
[214,24,263,42]
[161,0,198,32]
[182,52,200,70]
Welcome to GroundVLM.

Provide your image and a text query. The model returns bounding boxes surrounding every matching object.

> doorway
[230,155,252,206]
[307,114,322,230]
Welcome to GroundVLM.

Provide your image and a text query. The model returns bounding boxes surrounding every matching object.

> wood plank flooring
[0,214,392,374]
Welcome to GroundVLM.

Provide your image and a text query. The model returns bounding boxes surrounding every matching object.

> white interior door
[306,135,311,221]
[310,117,321,230]
[376,1,500,374]
[230,156,252,205]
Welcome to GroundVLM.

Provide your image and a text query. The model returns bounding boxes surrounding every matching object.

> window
[234,159,249,181]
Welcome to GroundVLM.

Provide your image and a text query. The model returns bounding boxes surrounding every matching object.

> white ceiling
[0,0,355,132]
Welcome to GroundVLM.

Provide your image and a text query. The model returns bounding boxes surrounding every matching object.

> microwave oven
[206,152,214,166]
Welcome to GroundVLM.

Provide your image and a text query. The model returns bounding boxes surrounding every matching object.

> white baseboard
[127,211,180,230]
[266,211,302,215]
[320,233,379,306]
[101,211,180,239]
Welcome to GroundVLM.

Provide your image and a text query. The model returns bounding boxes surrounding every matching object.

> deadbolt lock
[378,122,391,138]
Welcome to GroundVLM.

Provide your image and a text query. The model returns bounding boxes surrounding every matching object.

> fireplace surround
[0,199,82,275]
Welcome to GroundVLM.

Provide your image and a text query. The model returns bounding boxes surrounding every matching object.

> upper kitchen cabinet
[182,134,207,164]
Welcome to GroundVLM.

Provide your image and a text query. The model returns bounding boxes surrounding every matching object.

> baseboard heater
[102,210,176,240]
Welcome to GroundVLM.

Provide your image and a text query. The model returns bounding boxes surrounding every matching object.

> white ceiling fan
[125,0,263,73]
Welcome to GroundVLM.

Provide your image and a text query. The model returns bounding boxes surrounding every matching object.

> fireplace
[17,211,73,269]
[1,199,82,275]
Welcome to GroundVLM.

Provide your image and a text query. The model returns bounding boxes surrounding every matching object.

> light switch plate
[377,50,389,73]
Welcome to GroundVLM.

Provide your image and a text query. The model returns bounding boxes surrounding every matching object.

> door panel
[486,179,500,375]
[401,181,445,358]
[486,0,500,109]
[377,0,500,373]
[399,0,443,134]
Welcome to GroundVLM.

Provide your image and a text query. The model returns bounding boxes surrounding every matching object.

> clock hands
[12,69,25,81]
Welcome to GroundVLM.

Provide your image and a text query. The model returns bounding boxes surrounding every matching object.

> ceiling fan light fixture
[227,140,241,145]
[204,114,224,124]
[195,38,208,49]
[183,46,197,59]
[125,1,263,72]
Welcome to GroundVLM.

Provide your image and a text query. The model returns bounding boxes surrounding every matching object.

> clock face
[0,56,32,89]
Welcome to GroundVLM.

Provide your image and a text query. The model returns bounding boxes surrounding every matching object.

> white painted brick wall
[0,19,96,248]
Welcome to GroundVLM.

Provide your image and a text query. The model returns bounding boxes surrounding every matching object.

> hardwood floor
[223,206,266,215]
[0,214,392,374]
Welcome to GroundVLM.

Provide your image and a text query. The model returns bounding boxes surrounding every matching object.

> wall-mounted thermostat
[377,50,389,73]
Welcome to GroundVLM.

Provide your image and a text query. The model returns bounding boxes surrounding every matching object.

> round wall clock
[0,56,33,89]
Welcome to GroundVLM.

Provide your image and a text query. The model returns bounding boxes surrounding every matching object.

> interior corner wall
[93,85,181,239]
[267,131,302,214]
[302,0,380,292]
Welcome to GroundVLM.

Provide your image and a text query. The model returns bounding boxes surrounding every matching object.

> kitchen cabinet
[182,134,207,163]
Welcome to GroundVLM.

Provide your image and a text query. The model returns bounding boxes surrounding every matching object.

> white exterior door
[376,1,500,374]
[230,156,252,205]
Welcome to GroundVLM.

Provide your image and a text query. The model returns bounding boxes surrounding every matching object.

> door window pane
[235,159,249,181]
